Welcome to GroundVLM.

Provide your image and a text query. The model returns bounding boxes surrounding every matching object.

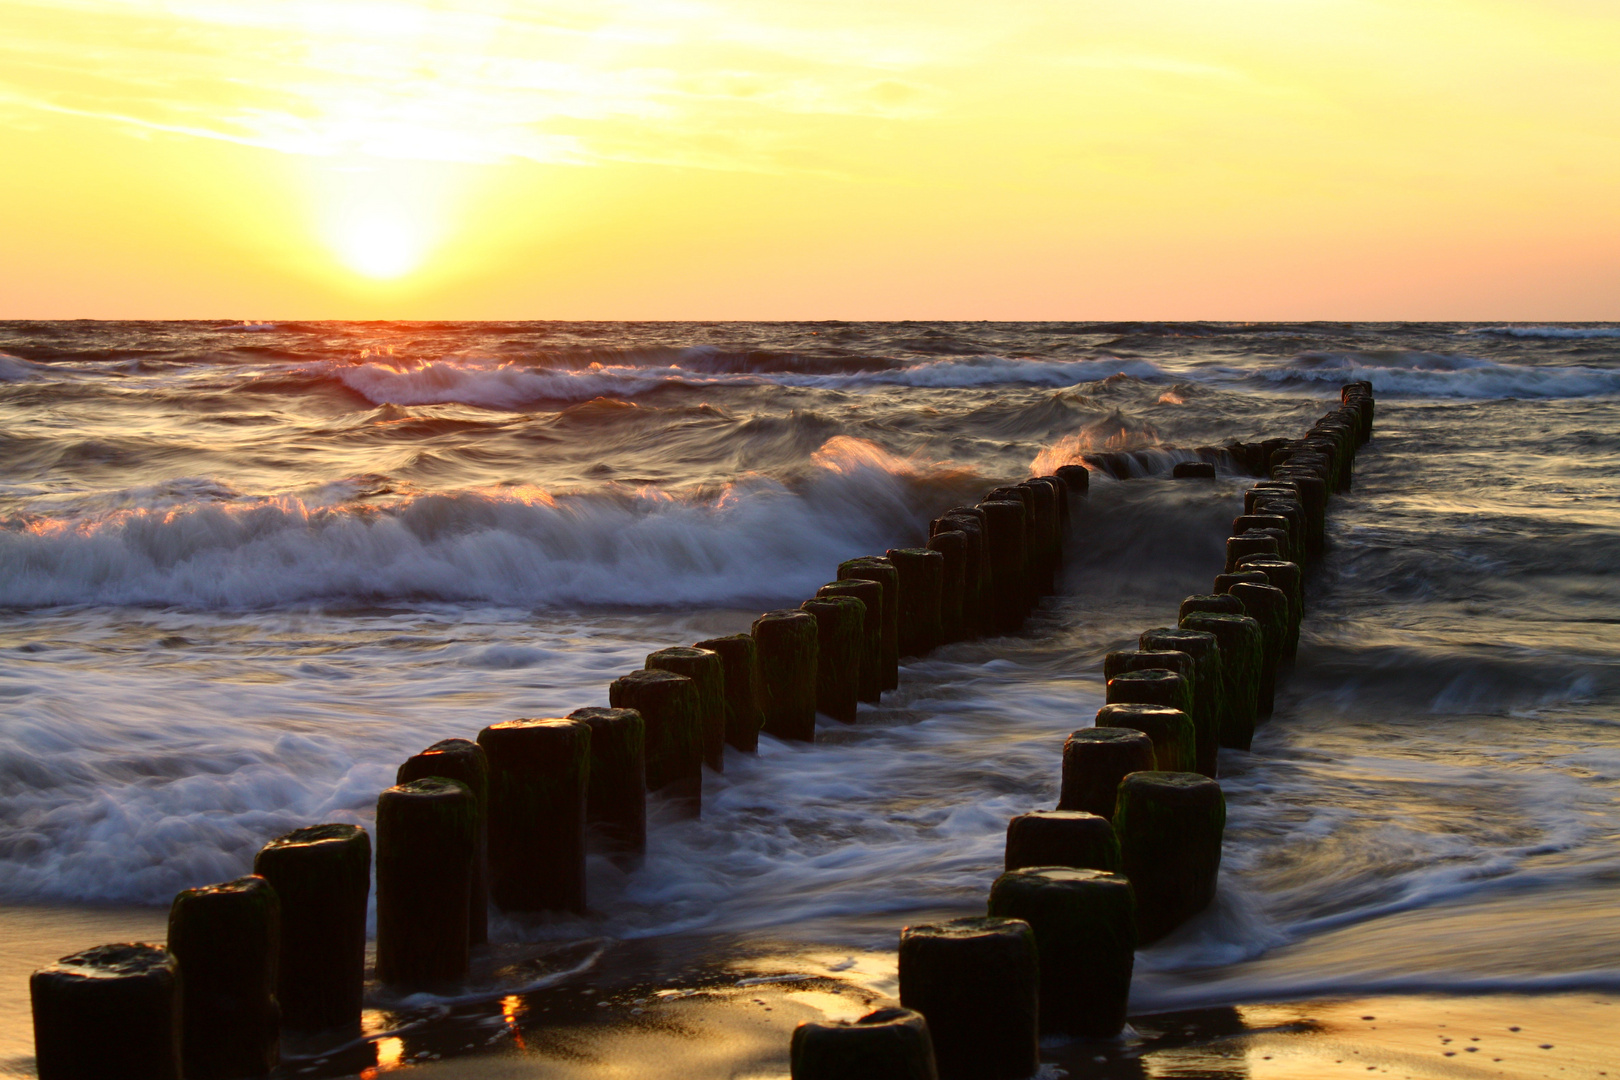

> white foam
[327,354,1167,410]
[1265,351,1620,398]
[0,438,969,610]
[1472,325,1620,340]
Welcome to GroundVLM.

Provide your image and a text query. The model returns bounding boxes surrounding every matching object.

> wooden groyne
[28,383,1375,1080]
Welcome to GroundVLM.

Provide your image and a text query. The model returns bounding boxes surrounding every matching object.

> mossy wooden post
[1114,771,1225,943]
[252,824,369,1034]
[791,1007,938,1080]
[1172,460,1216,479]
[976,500,1027,633]
[1016,479,1059,595]
[750,610,819,742]
[986,867,1134,1038]
[1138,629,1224,778]
[986,486,1038,608]
[168,875,279,1080]
[1234,513,1293,561]
[1236,556,1303,661]
[897,917,1038,1080]
[1229,582,1288,717]
[646,646,726,771]
[800,595,865,723]
[693,634,765,751]
[31,944,181,1080]
[1225,533,1279,572]
[609,668,704,807]
[838,558,899,690]
[1214,569,1270,595]
[926,529,968,643]
[1095,702,1196,772]
[1038,472,1070,544]
[1272,470,1327,558]
[1004,810,1120,873]
[1178,612,1262,750]
[1059,727,1156,818]
[1180,593,1244,620]
[1246,495,1306,564]
[886,546,944,657]
[1055,463,1090,498]
[396,738,489,945]
[935,513,986,638]
[1105,667,1194,718]
[477,718,591,911]
[567,707,646,860]
[816,580,884,703]
[375,777,476,986]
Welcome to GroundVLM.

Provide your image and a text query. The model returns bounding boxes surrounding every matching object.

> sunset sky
[1,0,1616,319]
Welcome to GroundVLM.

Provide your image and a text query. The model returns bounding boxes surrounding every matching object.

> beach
[2,321,1618,1076]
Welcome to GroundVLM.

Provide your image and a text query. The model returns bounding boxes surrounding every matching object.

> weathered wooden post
[898,918,1039,1080]
[1114,771,1225,943]
[976,500,1027,633]
[987,867,1135,1038]
[1095,702,1196,772]
[375,777,477,985]
[800,595,866,723]
[567,707,647,860]
[1229,581,1290,717]
[396,738,489,944]
[1178,612,1263,749]
[609,668,705,806]
[886,546,945,657]
[838,557,900,690]
[168,875,280,1080]
[790,1007,938,1080]
[1138,628,1224,778]
[477,718,591,912]
[693,634,765,751]
[646,646,727,771]
[1004,810,1120,873]
[815,580,884,703]
[31,944,182,1080]
[926,529,968,643]
[1058,727,1156,817]
[252,824,369,1035]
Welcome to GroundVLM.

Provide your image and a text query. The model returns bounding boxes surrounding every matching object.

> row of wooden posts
[791,382,1377,1080]
[28,452,1095,1079]
[28,383,1374,1080]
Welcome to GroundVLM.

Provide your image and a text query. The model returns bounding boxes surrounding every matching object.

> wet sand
[4,905,1615,1080]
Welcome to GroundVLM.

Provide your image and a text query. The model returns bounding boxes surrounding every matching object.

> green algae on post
[750,609,820,742]
[1003,809,1121,873]
[1180,593,1244,620]
[817,579,885,703]
[1236,556,1303,660]
[800,595,866,723]
[167,875,280,1080]
[646,645,727,771]
[886,546,945,657]
[31,943,181,1080]
[1138,628,1224,778]
[476,718,591,912]
[252,823,369,1035]
[567,707,647,861]
[396,738,490,944]
[375,777,477,986]
[837,558,900,690]
[1179,611,1263,750]
[1225,533,1280,572]
[1229,581,1290,717]
[898,916,1039,1080]
[1059,727,1157,818]
[693,633,766,750]
[1113,771,1226,944]
[1095,702,1197,773]
[790,1007,939,1080]
[935,512,987,637]
[609,667,705,806]
[986,866,1135,1038]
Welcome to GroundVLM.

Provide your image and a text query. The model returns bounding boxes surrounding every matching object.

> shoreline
[4,903,1615,1079]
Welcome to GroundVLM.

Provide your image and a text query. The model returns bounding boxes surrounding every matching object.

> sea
[2,321,1618,1070]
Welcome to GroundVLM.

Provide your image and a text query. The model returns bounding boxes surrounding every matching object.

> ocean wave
[1472,326,1620,340]
[0,438,974,610]
[324,354,1166,410]
[0,352,44,382]
[1263,351,1620,398]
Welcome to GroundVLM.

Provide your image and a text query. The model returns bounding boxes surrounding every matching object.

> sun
[329,207,427,279]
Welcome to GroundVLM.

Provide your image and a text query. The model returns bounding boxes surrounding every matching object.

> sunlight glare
[314,161,458,282]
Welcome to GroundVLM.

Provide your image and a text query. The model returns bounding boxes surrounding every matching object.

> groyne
[28,383,1374,1080]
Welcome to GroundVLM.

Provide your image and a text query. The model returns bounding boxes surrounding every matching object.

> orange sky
[1,0,1616,319]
